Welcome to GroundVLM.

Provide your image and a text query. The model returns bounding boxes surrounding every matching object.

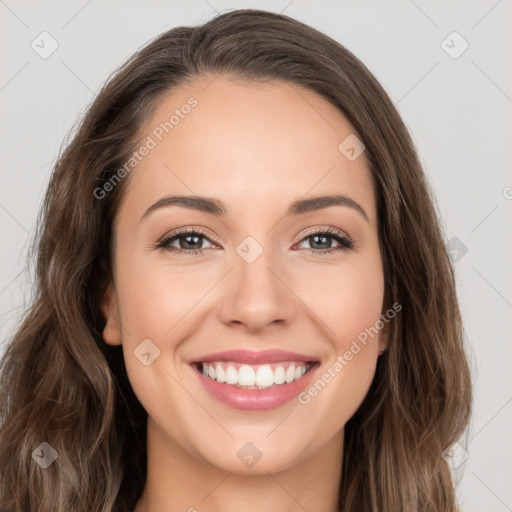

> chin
[197,439,302,475]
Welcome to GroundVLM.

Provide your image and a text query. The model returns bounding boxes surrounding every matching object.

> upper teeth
[201,362,311,389]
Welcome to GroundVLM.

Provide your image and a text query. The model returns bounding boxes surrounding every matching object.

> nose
[217,250,296,334]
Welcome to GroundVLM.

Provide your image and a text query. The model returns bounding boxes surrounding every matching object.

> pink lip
[191,362,320,411]
[189,349,317,365]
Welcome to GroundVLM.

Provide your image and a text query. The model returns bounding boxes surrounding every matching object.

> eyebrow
[140,194,369,223]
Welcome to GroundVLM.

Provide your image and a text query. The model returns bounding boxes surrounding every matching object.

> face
[101,75,388,475]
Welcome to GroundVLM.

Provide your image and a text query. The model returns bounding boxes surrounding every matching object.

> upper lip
[189,349,318,365]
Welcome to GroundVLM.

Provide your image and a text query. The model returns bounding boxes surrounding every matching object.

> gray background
[1,1,511,510]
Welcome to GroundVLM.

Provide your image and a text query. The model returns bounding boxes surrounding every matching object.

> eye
[294,228,354,255]
[155,228,217,255]
[155,227,354,256]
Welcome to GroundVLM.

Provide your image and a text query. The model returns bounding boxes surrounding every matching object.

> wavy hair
[0,8,472,511]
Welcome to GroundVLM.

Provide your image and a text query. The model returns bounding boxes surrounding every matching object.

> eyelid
[157,226,220,247]
[296,225,351,243]
[293,226,355,254]
[153,226,357,256]
[156,226,352,248]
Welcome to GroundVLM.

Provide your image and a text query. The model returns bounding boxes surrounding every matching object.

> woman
[0,8,472,512]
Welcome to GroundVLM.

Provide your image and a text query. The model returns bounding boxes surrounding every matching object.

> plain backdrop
[1,1,511,511]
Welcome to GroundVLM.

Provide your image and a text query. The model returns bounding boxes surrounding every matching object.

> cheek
[294,264,384,441]
[113,253,221,399]
[114,252,207,339]
[113,253,197,425]
[297,257,385,349]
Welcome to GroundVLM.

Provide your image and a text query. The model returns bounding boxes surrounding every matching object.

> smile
[189,349,320,411]
[196,361,313,389]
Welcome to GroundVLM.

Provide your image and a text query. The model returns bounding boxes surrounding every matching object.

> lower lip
[192,363,319,411]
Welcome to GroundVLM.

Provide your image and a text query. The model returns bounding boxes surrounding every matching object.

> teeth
[200,362,311,389]
[274,366,286,385]
[215,365,226,383]
[225,366,238,385]
[285,365,295,383]
[239,364,256,386]
[256,365,274,387]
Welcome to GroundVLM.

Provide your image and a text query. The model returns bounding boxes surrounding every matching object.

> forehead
[118,76,376,225]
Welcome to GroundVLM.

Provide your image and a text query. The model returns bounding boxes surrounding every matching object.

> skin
[101,75,389,512]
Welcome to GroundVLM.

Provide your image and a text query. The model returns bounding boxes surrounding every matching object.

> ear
[100,282,122,346]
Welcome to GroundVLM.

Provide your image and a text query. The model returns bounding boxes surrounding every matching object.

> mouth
[192,360,316,390]
[189,350,320,411]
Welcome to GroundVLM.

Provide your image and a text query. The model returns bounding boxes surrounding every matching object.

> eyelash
[154,227,354,256]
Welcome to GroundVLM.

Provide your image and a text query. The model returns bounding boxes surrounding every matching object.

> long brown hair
[0,9,472,511]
